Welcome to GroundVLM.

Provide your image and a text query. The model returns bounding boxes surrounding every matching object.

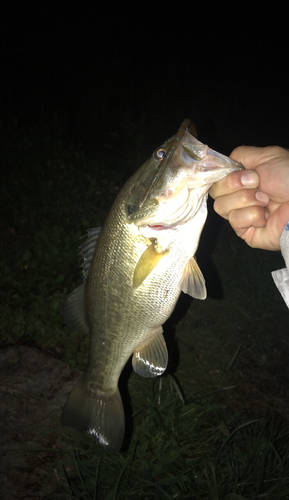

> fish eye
[154,148,166,161]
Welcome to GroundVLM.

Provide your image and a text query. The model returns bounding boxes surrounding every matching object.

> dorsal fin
[60,228,101,335]
[80,227,101,279]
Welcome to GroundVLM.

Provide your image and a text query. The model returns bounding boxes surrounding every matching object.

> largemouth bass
[61,119,243,452]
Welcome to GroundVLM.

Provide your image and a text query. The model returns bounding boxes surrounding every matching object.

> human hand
[209,146,289,250]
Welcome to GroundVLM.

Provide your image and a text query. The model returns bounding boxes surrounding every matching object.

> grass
[46,377,289,499]
[2,113,289,499]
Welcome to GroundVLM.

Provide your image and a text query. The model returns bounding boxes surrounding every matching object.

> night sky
[1,3,289,152]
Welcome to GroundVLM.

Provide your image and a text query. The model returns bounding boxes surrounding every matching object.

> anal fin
[132,328,168,377]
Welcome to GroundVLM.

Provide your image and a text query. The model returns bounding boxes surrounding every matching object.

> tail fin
[61,376,125,453]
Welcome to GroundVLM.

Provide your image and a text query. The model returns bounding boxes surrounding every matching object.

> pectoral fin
[180,257,207,300]
[133,243,168,288]
[132,328,168,377]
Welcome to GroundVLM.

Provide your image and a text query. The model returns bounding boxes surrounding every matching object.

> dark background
[1,2,289,153]
[1,5,289,497]
[1,3,289,356]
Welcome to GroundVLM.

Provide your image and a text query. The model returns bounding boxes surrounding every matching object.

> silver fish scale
[84,177,207,392]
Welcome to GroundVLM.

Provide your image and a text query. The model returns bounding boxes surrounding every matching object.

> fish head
[126,119,243,228]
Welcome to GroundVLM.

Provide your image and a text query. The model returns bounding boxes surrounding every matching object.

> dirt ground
[0,345,80,499]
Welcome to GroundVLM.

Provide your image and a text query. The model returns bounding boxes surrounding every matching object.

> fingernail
[241,171,259,186]
[255,191,269,203]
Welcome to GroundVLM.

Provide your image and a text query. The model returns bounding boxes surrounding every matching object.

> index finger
[209,169,259,200]
[230,146,267,169]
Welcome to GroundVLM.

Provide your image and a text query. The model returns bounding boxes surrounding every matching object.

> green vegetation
[48,377,289,499]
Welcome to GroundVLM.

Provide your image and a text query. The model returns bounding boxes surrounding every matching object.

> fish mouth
[195,148,243,174]
[180,139,244,187]
[126,198,159,221]
[126,119,196,224]
[126,119,243,226]
[137,119,193,210]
